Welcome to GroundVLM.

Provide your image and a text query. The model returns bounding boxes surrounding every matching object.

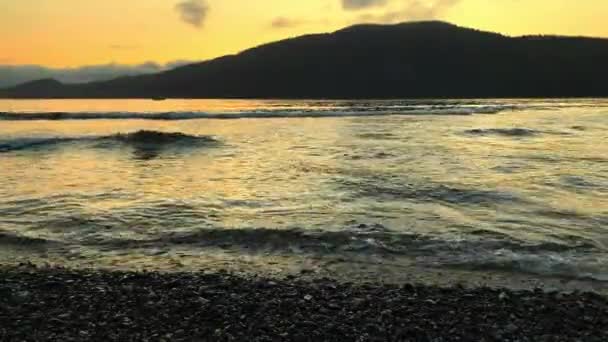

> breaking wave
[0,130,218,153]
[101,130,217,145]
[2,197,606,280]
[66,225,606,281]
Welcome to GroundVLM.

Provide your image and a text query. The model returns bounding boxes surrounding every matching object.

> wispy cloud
[342,0,389,11]
[271,17,304,29]
[175,0,209,28]
[270,16,333,30]
[108,44,140,50]
[0,61,196,88]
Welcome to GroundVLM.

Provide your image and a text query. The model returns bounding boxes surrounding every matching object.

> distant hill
[2,21,608,99]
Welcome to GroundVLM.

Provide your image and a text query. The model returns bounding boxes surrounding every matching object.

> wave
[464,128,540,137]
[0,130,218,153]
[0,105,518,121]
[87,226,597,255]
[445,250,608,281]
[559,176,598,189]
[102,130,217,145]
[0,137,80,152]
[3,99,608,122]
[1,206,605,280]
[336,178,524,206]
[0,231,57,247]
[77,225,606,280]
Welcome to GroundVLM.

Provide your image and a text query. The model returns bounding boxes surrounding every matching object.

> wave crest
[106,130,217,145]
[0,130,218,153]
[464,128,540,137]
[79,226,606,280]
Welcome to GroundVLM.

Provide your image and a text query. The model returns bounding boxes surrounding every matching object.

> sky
[1,0,608,86]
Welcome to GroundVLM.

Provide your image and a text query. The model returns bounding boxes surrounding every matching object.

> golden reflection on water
[0,99,607,283]
[0,117,344,231]
[0,99,332,114]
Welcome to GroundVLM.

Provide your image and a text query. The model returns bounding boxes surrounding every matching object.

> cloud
[271,17,304,29]
[357,0,461,23]
[342,0,389,10]
[108,44,139,50]
[175,0,209,28]
[0,61,195,88]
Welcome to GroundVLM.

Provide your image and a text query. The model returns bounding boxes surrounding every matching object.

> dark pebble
[0,266,607,341]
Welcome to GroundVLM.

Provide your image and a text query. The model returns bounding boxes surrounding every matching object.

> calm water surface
[0,99,607,285]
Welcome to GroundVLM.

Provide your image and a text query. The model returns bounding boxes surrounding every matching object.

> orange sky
[1,0,608,67]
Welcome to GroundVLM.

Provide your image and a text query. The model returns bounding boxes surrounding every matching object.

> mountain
[2,21,608,99]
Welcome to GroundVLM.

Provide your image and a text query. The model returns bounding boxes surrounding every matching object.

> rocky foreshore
[1,265,607,341]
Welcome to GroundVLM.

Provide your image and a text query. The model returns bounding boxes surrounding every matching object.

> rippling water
[1,99,607,284]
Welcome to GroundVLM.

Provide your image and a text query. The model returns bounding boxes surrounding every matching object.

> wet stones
[0,266,607,341]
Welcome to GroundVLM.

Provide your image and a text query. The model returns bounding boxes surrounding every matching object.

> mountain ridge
[2,21,608,99]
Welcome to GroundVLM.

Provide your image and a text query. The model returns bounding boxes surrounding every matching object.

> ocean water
[1,99,607,285]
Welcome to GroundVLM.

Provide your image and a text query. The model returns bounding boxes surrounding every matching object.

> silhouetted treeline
[2,21,607,99]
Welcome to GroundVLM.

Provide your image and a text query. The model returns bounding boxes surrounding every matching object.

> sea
[1,99,607,290]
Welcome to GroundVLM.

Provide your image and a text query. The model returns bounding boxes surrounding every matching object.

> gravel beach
[1,265,607,341]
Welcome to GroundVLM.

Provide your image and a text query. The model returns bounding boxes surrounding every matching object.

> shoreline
[2,265,607,341]
[5,248,608,296]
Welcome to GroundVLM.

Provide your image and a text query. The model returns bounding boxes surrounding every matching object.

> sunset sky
[1,0,607,84]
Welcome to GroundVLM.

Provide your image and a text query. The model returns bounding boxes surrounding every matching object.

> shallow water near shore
[0,98,607,290]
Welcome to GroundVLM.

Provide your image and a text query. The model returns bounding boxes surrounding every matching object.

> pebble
[1,266,607,341]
